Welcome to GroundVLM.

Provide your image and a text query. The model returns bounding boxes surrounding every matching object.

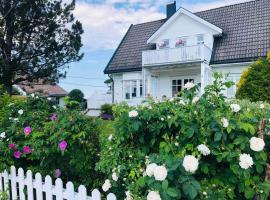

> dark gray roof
[104,0,270,74]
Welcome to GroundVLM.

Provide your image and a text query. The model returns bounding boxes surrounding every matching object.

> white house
[104,0,269,105]
[86,90,112,116]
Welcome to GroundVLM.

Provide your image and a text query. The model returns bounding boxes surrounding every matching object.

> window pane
[177,80,182,85]
[172,80,176,85]
[197,34,204,44]
[131,81,137,97]
[172,86,177,96]
[140,80,143,97]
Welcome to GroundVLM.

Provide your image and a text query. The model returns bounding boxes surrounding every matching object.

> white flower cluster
[146,163,167,181]
[260,104,265,109]
[18,109,24,115]
[124,191,133,200]
[249,137,265,152]
[230,104,241,113]
[184,82,195,90]
[112,172,118,181]
[221,118,229,128]
[239,154,253,169]
[197,144,211,156]
[192,96,200,104]
[128,110,138,118]
[0,132,6,139]
[147,191,161,200]
[182,155,199,173]
[102,179,111,192]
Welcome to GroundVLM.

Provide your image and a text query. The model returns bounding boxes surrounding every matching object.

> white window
[226,74,241,98]
[158,39,170,49]
[123,80,143,99]
[172,78,194,96]
[197,34,204,45]
[175,37,187,47]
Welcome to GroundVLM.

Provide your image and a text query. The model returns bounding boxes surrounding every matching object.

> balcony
[142,44,212,67]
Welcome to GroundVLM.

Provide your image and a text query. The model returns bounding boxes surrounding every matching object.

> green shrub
[236,54,270,102]
[100,103,114,115]
[97,74,270,199]
[68,89,84,103]
[0,94,104,188]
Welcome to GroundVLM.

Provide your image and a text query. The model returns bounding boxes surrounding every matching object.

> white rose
[129,110,138,118]
[221,118,229,128]
[0,132,6,139]
[13,118,19,122]
[192,96,200,104]
[47,97,52,101]
[197,144,211,156]
[230,104,241,113]
[250,137,265,152]
[125,191,133,200]
[239,153,254,169]
[179,100,186,105]
[112,172,118,181]
[153,165,167,181]
[182,155,199,173]
[102,179,111,192]
[18,109,24,115]
[184,82,195,90]
[175,142,179,147]
[260,104,265,109]
[147,191,161,200]
[160,117,164,121]
[108,134,113,141]
[146,163,158,177]
[30,93,35,98]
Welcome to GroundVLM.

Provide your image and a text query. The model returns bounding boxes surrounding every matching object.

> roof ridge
[133,18,166,26]
[195,0,256,14]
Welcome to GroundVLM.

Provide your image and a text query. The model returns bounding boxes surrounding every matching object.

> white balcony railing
[142,44,212,67]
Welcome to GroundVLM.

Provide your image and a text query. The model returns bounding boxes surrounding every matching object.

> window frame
[171,78,195,97]
[123,80,143,100]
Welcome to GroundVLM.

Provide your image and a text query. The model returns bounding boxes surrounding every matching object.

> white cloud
[74,2,165,50]
[74,0,254,51]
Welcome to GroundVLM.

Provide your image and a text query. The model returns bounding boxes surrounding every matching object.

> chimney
[166,1,176,19]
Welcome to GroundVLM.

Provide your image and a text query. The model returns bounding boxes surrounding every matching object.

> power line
[66,76,106,80]
[60,81,107,87]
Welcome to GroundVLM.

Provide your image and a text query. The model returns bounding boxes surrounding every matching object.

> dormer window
[175,37,187,47]
[158,39,170,49]
[197,34,204,44]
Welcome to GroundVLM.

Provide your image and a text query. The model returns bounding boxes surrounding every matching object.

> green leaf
[214,132,222,141]
[244,187,255,199]
[186,127,194,138]
[167,187,178,197]
[162,180,169,190]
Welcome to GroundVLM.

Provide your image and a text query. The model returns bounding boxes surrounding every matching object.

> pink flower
[24,126,32,136]
[8,143,16,149]
[14,151,22,159]
[55,169,61,178]
[23,146,31,154]
[50,113,57,121]
[59,140,67,151]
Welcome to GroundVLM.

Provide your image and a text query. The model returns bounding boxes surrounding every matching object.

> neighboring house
[15,82,68,107]
[104,0,270,105]
[86,90,112,116]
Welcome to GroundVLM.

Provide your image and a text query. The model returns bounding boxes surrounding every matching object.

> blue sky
[59,0,252,97]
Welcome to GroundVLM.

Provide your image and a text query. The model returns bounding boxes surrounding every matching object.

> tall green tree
[236,52,270,102]
[0,0,83,93]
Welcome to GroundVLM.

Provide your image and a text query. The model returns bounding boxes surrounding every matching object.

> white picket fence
[0,166,117,200]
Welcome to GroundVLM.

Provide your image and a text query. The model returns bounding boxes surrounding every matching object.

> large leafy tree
[0,0,83,93]
[236,52,270,102]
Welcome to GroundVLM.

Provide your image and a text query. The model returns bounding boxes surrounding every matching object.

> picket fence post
[0,166,117,200]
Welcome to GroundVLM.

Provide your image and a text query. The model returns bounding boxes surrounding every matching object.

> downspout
[108,74,114,104]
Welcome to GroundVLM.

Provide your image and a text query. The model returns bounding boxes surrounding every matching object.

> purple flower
[55,169,61,178]
[50,113,57,121]
[59,140,67,151]
[8,143,16,149]
[24,126,32,136]
[14,151,22,159]
[23,146,31,154]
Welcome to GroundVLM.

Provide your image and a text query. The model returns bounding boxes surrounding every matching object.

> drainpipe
[108,74,114,104]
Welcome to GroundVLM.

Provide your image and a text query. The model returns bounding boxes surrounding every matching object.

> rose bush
[97,74,270,199]
[0,93,104,188]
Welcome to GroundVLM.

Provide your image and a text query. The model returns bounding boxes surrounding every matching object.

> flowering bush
[0,93,104,188]
[97,74,270,199]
